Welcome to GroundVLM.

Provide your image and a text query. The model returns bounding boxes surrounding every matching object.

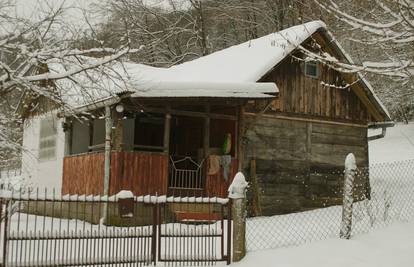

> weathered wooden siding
[243,115,369,215]
[259,56,369,124]
[62,151,168,196]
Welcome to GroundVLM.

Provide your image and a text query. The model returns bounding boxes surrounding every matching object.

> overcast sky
[11,0,103,28]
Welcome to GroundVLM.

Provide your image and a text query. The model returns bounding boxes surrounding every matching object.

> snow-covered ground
[238,221,414,267]
[369,122,414,164]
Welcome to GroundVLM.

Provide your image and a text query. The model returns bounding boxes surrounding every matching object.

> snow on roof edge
[131,81,278,98]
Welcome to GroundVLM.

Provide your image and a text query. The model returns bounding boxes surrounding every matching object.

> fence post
[340,153,357,239]
[228,172,248,262]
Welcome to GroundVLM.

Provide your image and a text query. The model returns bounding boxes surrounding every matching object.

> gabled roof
[46,20,390,122]
[127,21,325,83]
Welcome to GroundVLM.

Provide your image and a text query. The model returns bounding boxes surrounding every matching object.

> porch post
[102,105,112,224]
[163,106,171,154]
[237,105,245,171]
[203,104,210,158]
[112,109,124,152]
[63,118,72,156]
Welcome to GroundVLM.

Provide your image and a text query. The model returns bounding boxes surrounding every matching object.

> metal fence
[246,159,414,251]
[0,190,231,267]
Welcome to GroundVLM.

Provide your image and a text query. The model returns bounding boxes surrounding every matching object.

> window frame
[304,61,319,79]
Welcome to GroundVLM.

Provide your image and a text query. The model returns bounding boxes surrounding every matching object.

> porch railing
[169,157,205,190]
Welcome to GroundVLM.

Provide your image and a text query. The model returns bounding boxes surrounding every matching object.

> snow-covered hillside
[369,122,414,164]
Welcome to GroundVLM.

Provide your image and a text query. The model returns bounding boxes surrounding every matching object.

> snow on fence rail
[246,159,414,251]
[0,190,229,204]
[0,190,232,267]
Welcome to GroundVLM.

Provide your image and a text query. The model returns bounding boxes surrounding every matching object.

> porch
[62,102,241,197]
[62,151,238,197]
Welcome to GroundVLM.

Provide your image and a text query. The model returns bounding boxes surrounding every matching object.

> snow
[237,221,414,267]
[127,21,326,83]
[0,191,230,204]
[50,58,278,109]
[129,81,278,99]
[47,21,326,109]
[116,190,134,199]
[344,153,357,170]
[44,19,388,123]
[228,172,249,199]
[368,122,414,164]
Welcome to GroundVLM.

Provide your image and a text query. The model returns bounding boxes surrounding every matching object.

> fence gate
[157,197,231,265]
[0,193,155,267]
[0,192,231,267]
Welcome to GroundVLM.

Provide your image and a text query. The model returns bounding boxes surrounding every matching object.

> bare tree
[0,0,141,166]
[313,0,414,121]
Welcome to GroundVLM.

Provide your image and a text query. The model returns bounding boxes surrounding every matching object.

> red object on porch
[205,158,238,198]
[62,151,168,196]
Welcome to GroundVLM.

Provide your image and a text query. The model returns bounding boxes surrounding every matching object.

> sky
[4,0,103,31]
[4,0,190,34]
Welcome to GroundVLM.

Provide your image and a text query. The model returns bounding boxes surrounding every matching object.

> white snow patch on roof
[126,20,326,83]
[50,21,324,107]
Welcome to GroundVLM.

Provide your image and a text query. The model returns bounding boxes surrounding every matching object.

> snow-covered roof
[49,57,278,109]
[47,20,389,121]
[126,21,326,83]
[50,21,325,108]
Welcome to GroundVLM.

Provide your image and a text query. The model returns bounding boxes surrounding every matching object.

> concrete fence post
[228,172,249,262]
[340,153,357,239]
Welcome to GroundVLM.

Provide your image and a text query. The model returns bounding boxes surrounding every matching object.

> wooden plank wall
[259,56,369,124]
[62,152,105,195]
[110,152,168,195]
[243,115,369,215]
[62,151,168,196]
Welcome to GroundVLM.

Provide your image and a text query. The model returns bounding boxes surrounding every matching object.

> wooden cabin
[21,21,392,215]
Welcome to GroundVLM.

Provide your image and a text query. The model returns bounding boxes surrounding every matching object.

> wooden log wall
[62,151,168,196]
[243,115,369,216]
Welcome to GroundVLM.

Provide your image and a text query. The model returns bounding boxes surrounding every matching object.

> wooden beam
[142,106,237,121]
[111,109,124,152]
[88,120,94,152]
[163,106,171,154]
[244,112,368,128]
[237,105,245,171]
[63,119,72,156]
[204,105,210,158]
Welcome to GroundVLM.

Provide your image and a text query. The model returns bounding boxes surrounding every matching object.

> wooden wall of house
[259,55,370,124]
[243,115,369,215]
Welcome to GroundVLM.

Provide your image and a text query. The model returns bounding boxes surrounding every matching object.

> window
[39,117,57,161]
[304,61,318,78]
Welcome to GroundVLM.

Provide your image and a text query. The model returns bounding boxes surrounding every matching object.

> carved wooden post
[340,153,357,239]
[228,172,248,262]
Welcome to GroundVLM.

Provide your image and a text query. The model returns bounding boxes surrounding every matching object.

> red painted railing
[62,151,168,196]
